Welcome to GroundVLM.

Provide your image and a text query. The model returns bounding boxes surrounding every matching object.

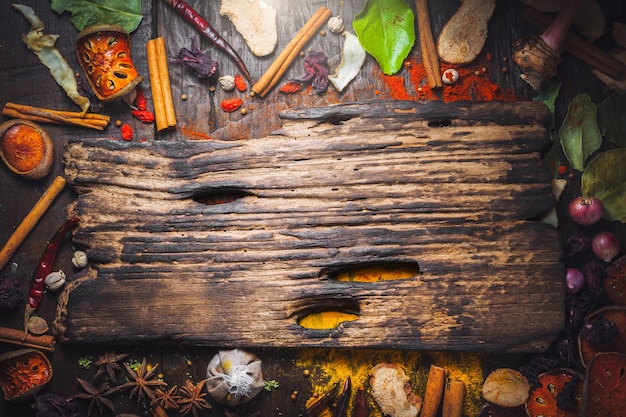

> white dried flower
[219,75,236,91]
[45,270,66,292]
[72,250,88,269]
[327,16,345,34]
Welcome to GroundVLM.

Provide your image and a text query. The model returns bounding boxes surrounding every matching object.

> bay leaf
[559,93,603,172]
[353,0,415,75]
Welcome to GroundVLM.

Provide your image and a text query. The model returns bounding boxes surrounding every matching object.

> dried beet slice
[578,305,626,367]
[525,368,582,417]
[581,352,626,416]
[604,255,626,305]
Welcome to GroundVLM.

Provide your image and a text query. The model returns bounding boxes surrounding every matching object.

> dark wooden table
[1,1,624,416]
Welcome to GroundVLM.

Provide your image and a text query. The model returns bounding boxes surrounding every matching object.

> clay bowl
[0,119,54,180]
[0,348,53,401]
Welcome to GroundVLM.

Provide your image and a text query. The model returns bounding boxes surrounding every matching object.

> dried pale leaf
[12,4,90,114]
[329,32,366,92]
[540,178,567,227]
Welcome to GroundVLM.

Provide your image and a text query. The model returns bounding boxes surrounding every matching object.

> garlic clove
[219,75,236,91]
[45,270,66,291]
[72,250,89,269]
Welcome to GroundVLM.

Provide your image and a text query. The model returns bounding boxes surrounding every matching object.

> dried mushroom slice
[525,368,583,417]
[75,24,142,102]
[578,305,626,367]
[582,352,626,416]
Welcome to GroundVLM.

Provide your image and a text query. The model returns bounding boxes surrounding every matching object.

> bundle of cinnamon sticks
[2,102,110,130]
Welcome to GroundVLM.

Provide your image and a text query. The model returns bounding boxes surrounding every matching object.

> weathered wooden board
[54,100,564,352]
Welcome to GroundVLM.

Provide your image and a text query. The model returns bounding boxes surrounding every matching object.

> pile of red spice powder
[378,52,521,102]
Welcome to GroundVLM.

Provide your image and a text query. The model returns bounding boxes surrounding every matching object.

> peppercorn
[181,94,188,100]
[240,107,248,115]
[115,120,122,127]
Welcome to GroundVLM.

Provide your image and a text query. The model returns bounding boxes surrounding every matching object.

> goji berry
[279,81,303,94]
[134,86,147,110]
[121,124,133,141]
[234,74,247,92]
[220,98,243,113]
[131,109,155,123]
[557,165,568,175]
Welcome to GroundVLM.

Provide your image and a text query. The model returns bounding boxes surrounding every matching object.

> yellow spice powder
[296,348,485,417]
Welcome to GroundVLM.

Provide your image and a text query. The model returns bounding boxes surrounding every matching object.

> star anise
[151,385,180,410]
[74,378,116,416]
[176,379,212,417]
[118,357,167,403]
[92,350,129,384]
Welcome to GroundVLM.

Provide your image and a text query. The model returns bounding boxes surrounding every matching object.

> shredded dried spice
[294,51,330,94]
[171,37,218,79]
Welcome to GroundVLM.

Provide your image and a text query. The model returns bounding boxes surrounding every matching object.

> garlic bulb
[72,250,88,269]
[45,270,66,291]
[327,16,345,34]
[219,75,236,91]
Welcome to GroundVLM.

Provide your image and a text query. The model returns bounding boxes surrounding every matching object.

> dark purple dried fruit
[171,37,218,79]
[32,393,79,417]
[293,51,330,94]
[564,235,591,258]
[0,274,24,309]
[580,316,619,348]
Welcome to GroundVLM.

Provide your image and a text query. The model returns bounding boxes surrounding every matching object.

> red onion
[565,267,585,294]
[592,231,621,263]
[568,196,604,225]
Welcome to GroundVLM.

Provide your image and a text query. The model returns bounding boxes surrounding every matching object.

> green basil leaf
[51,0,143,34]
[559,93,603,172]
[581,148,626,223]
[353,0,415,75]
[597,91,626,147]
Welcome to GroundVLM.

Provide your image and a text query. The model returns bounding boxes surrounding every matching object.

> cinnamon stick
[147,37,177,131]
[251,7,332,97]
[0,176,66,271]
[442,379,465,417]
[523,7,626,80]
[0,326,55,351]
[420,365,448,417]
[3,102,110,130]
[415,0,443,88]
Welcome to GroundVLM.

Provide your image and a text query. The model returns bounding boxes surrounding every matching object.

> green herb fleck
[264,379,280,391]
[125,358,142,373]
[78,355,93,369]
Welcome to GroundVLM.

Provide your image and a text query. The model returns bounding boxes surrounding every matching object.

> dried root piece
[369,363,422,417]
[436,0,497,64]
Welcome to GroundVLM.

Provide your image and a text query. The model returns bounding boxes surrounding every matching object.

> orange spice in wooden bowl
[0,119,54,180]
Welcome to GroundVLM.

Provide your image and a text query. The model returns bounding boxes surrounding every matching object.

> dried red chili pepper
[24,217,79,333]
[234,74,247,92]
[163,0,251,81]
[131,109,155,123]
[279,81,303,94]
[305,382,338,417]
[134,86,147,111]
[220,98,243,113]
[355,385,369,417]
[331,377,351,417]
[121,124,133,141]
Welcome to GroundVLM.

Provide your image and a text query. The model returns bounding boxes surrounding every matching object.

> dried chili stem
[251,7,332,98]
[0,176,66,271]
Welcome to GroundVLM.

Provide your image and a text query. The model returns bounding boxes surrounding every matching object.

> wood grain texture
[54,100,564,352]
